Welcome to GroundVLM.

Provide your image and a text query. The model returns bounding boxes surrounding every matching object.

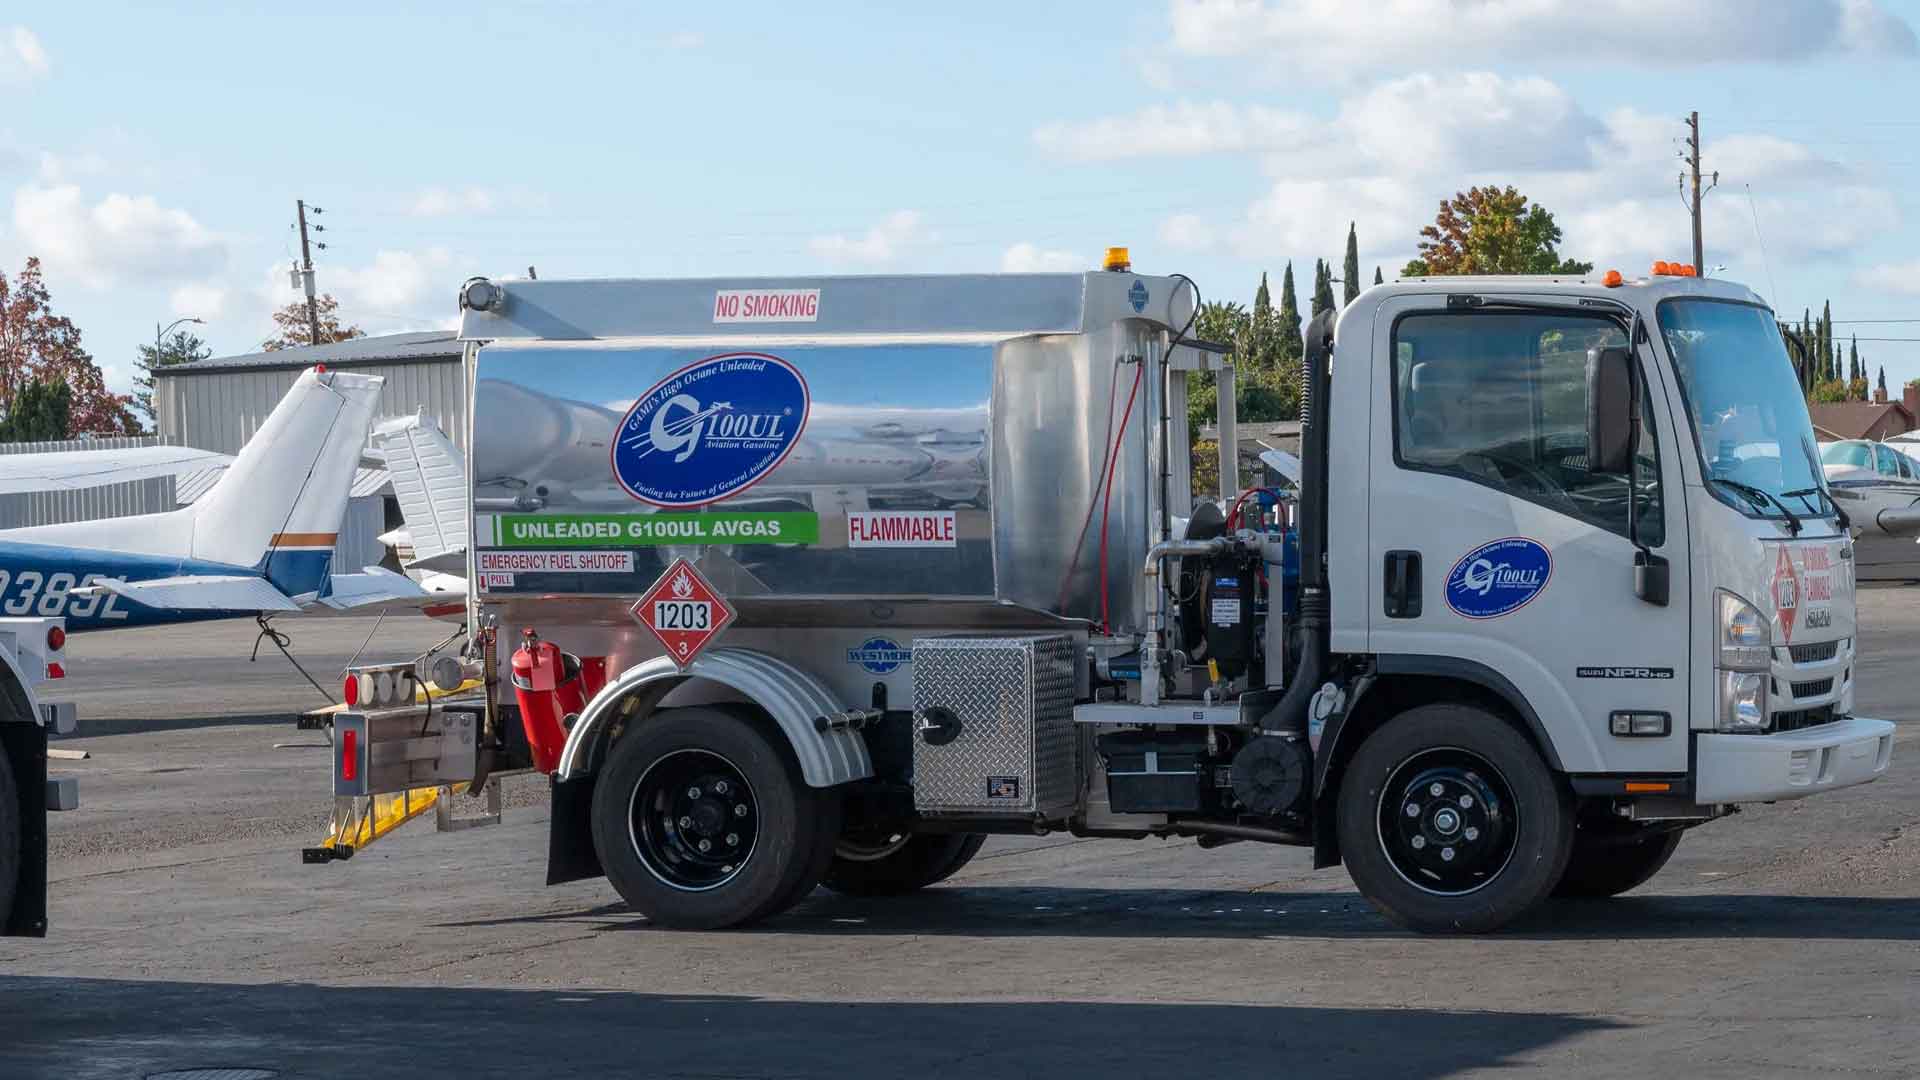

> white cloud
[1336,73,1602,174]
[410,186,495,216]
[36,149,106,183]
[1237,177,1422,263]
[11,183,225,289]
[1855,260,1920,297]
[1034,101,1309,161]
[326,247,456,321]
[810,210,928,266]
[1159,212,1219,253]
[0,26,49,83]
[168,282,230,321]
[1168,0,1917,70]
[1001,242,1085,272]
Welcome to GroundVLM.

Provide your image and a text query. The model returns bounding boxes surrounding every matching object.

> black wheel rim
[1375,746,1518,897]
[628,749,759,892]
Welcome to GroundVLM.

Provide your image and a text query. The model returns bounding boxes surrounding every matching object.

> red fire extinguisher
[511,628,582,774]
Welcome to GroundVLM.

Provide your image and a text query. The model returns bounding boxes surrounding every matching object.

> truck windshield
[1659,298,1829,520]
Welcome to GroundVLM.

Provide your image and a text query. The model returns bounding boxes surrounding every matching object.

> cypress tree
[1878,364,1888,401]
[1311,259,1335,317]
[1342,222,1360,306]
[1277,262,1302,365]
[1374,266,1384,286]
[1819,301,1833,380]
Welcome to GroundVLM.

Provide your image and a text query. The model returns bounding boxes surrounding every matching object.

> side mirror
[1586,345,1635,475]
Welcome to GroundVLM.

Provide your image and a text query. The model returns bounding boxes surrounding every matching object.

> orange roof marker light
[1652,261,1672,276]
[1103,246,1131,272]
[1681,264,1698,277]
[1602,269,1624,287]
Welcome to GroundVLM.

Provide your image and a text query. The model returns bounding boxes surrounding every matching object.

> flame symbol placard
[671,570,695,599]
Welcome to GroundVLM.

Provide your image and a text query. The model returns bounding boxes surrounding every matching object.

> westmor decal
[847,637,912,674]
[612,352,809,508]
[1445,537,1552,619]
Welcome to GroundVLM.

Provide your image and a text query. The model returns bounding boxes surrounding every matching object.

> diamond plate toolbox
[911,635,1077,816]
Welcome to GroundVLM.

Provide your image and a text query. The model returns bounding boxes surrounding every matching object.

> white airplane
[0,367,426,630]
[368,410,470,619]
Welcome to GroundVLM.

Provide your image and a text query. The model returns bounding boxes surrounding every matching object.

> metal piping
[1139,537,1230,705]
[1173,819,1312,845]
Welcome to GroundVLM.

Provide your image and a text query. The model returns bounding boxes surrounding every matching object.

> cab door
[1364,297,1692,774]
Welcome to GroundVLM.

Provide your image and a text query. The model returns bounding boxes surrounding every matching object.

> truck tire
[591,706,840,929]
[820,832,987,896]
[1552,828,1681,898]
[1336,703,1573,934]
[0,744,16,931]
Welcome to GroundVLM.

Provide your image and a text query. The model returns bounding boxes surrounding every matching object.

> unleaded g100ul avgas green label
[484,512,818,548]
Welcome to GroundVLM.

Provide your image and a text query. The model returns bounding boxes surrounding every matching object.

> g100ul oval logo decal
[612,352,810,508]
[1444,537,1552,619]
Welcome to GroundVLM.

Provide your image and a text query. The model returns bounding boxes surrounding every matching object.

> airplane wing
[81,574,302,612]
[314,567,430,610]
[373,412,468,576]
[0,445,235,494]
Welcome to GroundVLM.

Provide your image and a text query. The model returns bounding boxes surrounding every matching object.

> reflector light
[1625,781,1671,793]
[341,729,357,782]
[314,363,328,374]
[46,625,64,652]
[44,662,64,680]
[343,674,359,706]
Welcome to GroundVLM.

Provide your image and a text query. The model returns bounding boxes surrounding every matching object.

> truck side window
[1393,311,1664,546]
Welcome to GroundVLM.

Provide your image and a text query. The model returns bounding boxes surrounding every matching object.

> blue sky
[6,1,1920,406]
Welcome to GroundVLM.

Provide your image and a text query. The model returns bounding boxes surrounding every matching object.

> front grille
[1789,641,1840,664]
[1791,678,1835,699]
[1773,706,1839,732]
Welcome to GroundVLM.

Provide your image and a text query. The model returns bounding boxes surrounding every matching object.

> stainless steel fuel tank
[460,272,1191,632]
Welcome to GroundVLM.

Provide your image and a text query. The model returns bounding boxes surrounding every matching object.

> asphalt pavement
[3,600,1917,1080]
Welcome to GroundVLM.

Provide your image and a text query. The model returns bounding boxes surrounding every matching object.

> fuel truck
[317,258,1894,933]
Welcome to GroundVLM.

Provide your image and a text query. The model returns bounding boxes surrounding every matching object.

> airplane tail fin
[190,368,386,597]
[372,410,468,576]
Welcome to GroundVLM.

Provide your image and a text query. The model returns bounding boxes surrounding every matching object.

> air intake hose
[1260,309,1337,734]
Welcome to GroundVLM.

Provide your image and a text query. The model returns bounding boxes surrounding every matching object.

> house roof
[159,330,461,376]
[1808,401,1917,441]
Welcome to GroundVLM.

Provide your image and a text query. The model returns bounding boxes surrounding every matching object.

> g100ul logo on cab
[1445,537,1552,619]
[612,352,810,508]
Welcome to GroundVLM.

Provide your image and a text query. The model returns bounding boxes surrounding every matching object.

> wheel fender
[554,647,873,788]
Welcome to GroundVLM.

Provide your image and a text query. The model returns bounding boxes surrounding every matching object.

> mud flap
[547,774,603,885]
[1,722,48,937]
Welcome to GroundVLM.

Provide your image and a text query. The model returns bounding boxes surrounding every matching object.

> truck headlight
[1718,670,1768,733]
[1717,590,1770,671]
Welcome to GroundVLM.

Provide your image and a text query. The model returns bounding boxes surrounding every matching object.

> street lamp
[154,316,204,358]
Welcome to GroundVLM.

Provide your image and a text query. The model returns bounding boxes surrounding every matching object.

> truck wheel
[0,744,16,930]
[591,706,839,929]
[1336,704,1573,934]
[1552,828,1681,898]
[819,832,987,896]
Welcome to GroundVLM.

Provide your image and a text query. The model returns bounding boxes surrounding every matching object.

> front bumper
[1695,717,1895,804]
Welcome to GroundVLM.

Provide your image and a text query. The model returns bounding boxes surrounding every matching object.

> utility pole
[296,199,324,346]
[1681,112,1718,273]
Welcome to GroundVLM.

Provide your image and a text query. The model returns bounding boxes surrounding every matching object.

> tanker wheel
[1552,826,1681,898]
[591,705,840,929]
[820,831,988,896]
[0,740,17,931]
[1336,703,1573,934]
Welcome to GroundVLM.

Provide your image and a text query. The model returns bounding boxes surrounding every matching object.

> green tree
[133,326,212,425]
[1811,379,1848,404]
[1277,262,1301,366]
[1878,365,1888,401]
[1401,185,1591,276]
[0,375,72,442]
[1817,301,1833,382]
[1374,266,1384,286]
[1342,222,1360,306]
[1311,259,1335,317]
